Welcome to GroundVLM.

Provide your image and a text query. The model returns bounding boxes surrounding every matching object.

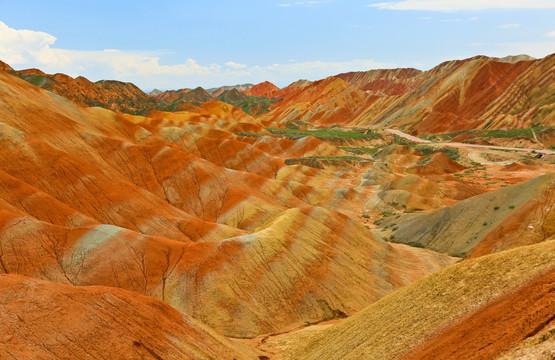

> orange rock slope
[263,54,555,133]
[0,274,257,360]
[0,65,458,339]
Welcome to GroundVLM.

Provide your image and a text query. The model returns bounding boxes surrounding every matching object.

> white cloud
[0,20,56,65]
[499,23,520,29]
[544,30,555,37]
[368,0,555,11]
[0,21,391,89]
[225,61,247,69]
[469,16,479,21]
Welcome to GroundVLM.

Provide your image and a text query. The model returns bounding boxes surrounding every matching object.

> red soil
[399,268,555,360]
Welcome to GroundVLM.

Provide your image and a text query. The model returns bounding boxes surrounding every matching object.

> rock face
[1,52,554,358]
[11,69,160,114]
[0,274,256,360]
[244,81,281,98]
[283,240,555,360]
[263,54,555,132]
[0,67,457,338]
[383,173,555,257]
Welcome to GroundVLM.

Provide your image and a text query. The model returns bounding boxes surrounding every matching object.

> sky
[0,0,554,90]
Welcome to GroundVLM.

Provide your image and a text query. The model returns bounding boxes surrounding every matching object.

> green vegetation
[421,126,552,142]
[493,206,500,210]
[19,74,46,87]
[408,242,425,248]
[237,96,276,116]
[413,145,460,161]
[362,214,370,219]
[509,205,515,209]
[480,127,545,139]
[483,222,488,226]
[338,145,387,155]
[284,155,366,168]
[266,128,381,141]
[381,211,394,217]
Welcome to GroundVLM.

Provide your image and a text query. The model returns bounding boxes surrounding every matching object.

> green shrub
[408,242,425,248]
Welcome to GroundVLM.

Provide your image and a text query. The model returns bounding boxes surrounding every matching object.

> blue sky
[0,0,554,90]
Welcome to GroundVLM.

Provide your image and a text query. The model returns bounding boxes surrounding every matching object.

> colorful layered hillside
[379,172,555,257]
[262,77,371,126]
[2,52,555,358]
[13,68,160,114]
[335,67,422,95]
[279,240,555,360]
[0,65,460,339]
[370,54,555,133]
[216,88,277,116]
[244,81,281,98]
[207,83,254,96]
[262,54,555,133]
[0,274,257,359]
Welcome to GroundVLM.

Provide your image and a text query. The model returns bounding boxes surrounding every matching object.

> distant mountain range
[1,53,553,132]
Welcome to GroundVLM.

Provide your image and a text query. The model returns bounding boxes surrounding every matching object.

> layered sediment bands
[0,274,257,360]
[398,268,555,360]
[263,54,554,132]
[13,69,159,114]
[384,173,555,257]
[244,81,281,98]
[0,65,458,338]
[283,240,555,360]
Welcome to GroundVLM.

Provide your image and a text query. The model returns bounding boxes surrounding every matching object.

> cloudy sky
[1,0,554,90]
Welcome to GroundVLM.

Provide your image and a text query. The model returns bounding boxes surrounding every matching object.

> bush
[493,206,500,210]
[408,242,425,248]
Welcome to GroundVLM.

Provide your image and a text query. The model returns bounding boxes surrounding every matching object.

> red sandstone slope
[336,67,422,95]
[371,54,555,133]
[244,81,281,98]
[0,274,256,360]
[283,240,555,360]
[10,68,160,114]
[262,77,371,126]
[0,64,458,338]
[261,54,554,132]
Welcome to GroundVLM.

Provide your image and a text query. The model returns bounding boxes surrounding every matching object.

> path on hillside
[386,129,555,155]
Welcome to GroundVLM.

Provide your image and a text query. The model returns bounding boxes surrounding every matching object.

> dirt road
[386,129,555,155]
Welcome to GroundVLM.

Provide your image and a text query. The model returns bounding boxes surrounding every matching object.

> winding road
[386,129,555,155]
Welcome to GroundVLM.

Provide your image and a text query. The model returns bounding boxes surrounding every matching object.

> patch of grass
[19,74,46,87]
[408,242,425,248]
[381,211,394,217]
[479,127,545,139]
[413,145,460,161]
[338,145,387,154]
[362,214,370,219]
[493,206,500,210]
[266,128,381,141]
[509,205,515,209]
[483,222,488,226]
